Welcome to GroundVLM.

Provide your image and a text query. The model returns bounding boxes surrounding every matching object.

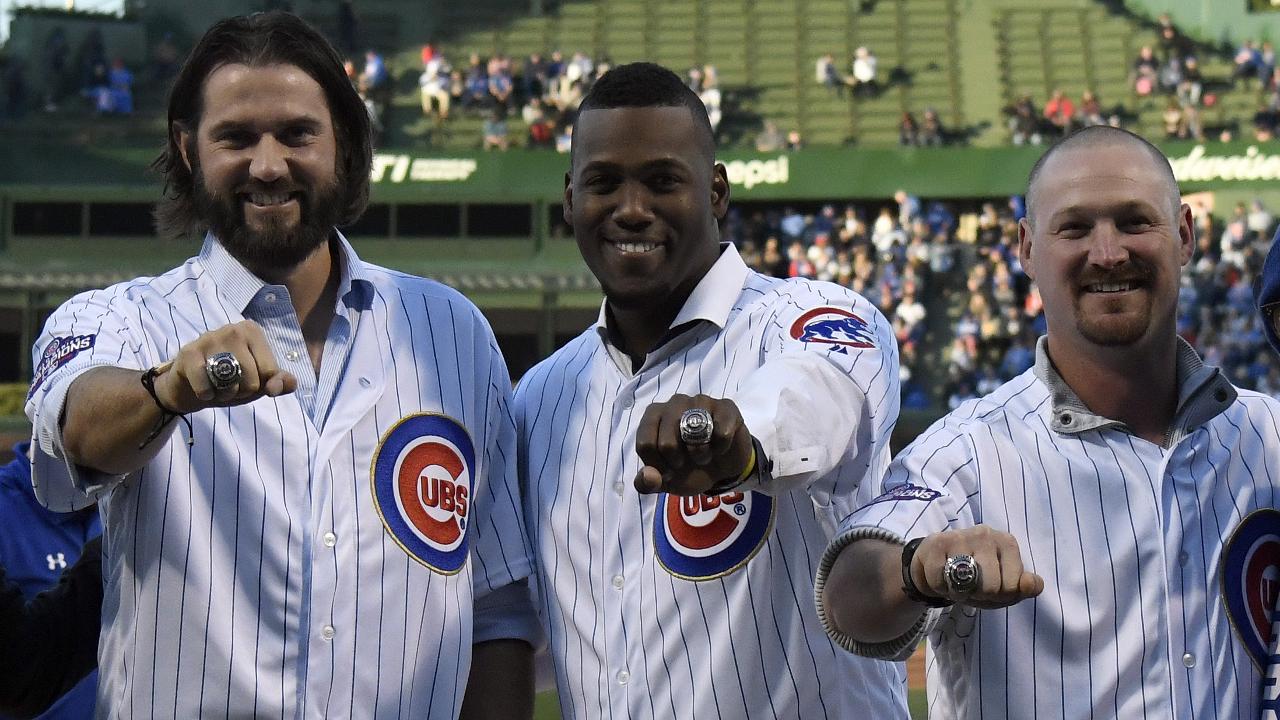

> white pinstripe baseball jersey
[515,245,909,719]
[816,336,1280,720]
[25,235,533,719]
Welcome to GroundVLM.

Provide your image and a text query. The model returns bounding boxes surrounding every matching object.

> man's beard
[192,157,345,274]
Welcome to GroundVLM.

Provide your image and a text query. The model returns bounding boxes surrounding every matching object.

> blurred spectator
[850,46,878,97]
[487,55,514,109]
[337,0,358,56]
[1261,42,1277,85]
[462,54,490,110]
[482,107,509,150]
[786,129,804,151]
[523,52,549,99]
[2,53,27,119]
[524,98,555,148]
[42,27,68,113]
[755,120,785,152]
[919,108,944,146]
[899,111,919,146]
[1177,55,1203,107]
[699,65,722,134]
[1077,89,1104,126]
[1235,39,1262,84]
[420,52,452,121]
[1133,45,1158,96]
[1162,97,1184,139]
[360,49,388,94]
[150,32,180,84]
[816,52,842,96]
[76,29,106,96]
[1043,89,1074,135]
[107,58,133,115]
[1007,93,1042,145]
[1158,53,1184,94]
[1247,199,1274,239]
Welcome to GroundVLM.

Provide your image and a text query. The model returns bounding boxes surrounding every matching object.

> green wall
[1125,0,1280,45]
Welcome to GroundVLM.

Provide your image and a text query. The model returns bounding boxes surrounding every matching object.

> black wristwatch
[901,537,952,608]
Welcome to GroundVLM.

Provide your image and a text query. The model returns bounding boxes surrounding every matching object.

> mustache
[1076,259,1156,287]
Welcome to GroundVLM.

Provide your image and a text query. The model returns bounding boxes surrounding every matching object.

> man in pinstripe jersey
[817,125,1280,719]
[23,12,537,719]
[513,62,909,718]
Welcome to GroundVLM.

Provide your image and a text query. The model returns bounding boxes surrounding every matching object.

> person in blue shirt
[0,442,101,719]
[1261,229,1280,355]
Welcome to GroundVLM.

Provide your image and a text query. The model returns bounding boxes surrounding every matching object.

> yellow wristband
[735,446,757,485]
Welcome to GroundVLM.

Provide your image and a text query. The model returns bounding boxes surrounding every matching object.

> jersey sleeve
[732,280,900,531]
[24,286,151,512]
[813,416,981,661]
[467,325,538,645]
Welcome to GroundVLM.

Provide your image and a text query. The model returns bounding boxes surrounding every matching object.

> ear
[1176,202,1194,267]
[711,162,730,220]
[562,171,573,226]
[174,123,194,173]
[1017,217,1036,281]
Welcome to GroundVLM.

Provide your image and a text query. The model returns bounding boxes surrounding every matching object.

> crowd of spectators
[723,191,1280,410]
[0,25,147,120]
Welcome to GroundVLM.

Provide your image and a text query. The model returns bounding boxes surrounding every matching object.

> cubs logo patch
[1221,508,1280,670]
[789,307,876,349]
[28,334,96,399]
[865,483,943,507]
[371,413,473,574]
[654,490,774,581]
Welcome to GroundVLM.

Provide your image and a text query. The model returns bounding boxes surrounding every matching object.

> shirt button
[359,377,372,388]
[323,532,337,548]
[1178,551,1189,566]
[264,292,277,303]
[616,670,630,685]
[613,481,624,496]
[612,574,625,589]
[321,624,335,641]
[286,350,300,361]
[1182,652,1195,668]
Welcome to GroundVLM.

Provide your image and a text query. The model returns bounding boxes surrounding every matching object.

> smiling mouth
[243,192,299,208]
[1084,281,1141,293]
[607,239,662,254]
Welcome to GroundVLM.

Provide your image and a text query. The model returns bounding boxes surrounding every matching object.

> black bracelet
[139,365,194,449]
[901,537,952,608]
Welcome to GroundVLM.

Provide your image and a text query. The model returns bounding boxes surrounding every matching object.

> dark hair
[152,11,372,239]
[574,61,715,160]
[1025,125,1179,226]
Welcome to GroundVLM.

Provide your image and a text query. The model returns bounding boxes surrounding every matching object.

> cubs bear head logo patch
[654,490,774,581]
[789,307,876,349]
[372,413,473,574]
[1221,508,1280,670]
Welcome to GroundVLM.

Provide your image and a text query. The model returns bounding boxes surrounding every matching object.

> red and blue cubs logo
[371,413,473,575]
[1222,508,1280,670]
[789,307,876,349]
[654,490,774,581]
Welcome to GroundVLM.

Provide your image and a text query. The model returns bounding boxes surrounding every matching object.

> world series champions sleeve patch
[653,490,775,581]
[27,334,96,399]
[789,307,876,350]
[1220,508,1280,671]
[371,413,474,575]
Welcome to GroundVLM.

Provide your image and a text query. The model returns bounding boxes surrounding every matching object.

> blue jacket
[0,442,101,719]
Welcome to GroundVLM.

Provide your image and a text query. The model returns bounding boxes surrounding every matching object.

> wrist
[900,537,951,608]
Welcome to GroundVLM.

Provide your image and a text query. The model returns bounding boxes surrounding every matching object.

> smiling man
[513,62,908,718]
[816,126,1280,719]
[23,12,536,718]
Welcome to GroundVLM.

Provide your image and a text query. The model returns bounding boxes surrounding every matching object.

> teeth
[1089,282,1134,293]
[616,242,658,253]
[249,193,292,206]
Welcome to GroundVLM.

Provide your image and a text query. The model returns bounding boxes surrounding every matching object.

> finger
[1019,571,1044,598]
[180,348,216,403]
[209,349,250,404]
[995,539,1025,595]
[635,403,666,469]
[263,370,298,397]
[707,397,742,459]
[634,465,664,494]
[241,321,282,382]
[663,467,715,496]
[971,546,1000,597]
[655,403,689,472]
[232,346,262,397]
[685,397,717,467]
